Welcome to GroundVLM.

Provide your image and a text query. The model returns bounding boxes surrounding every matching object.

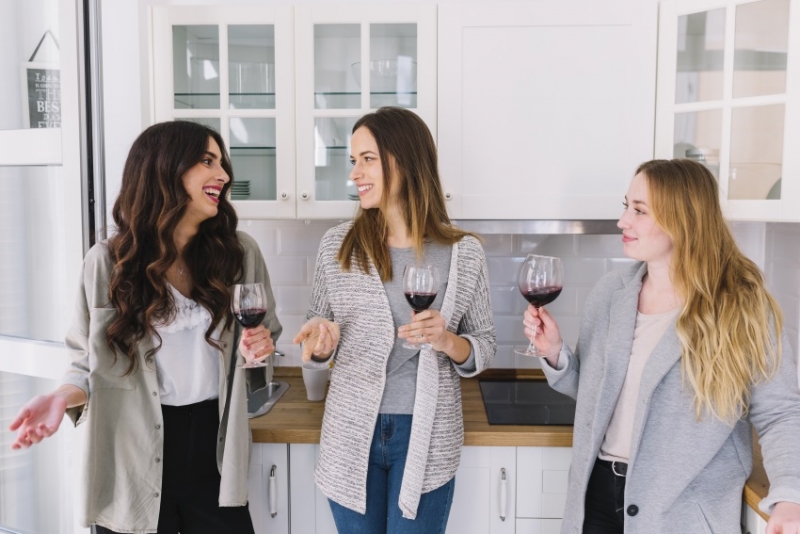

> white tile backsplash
[246,219,800,373]
[766,223,800,372]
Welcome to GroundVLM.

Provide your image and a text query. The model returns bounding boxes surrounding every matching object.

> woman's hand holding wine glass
[516,254,565,361]
[398,265,447,350]
[233,283,274,368]
[523,305,563,368]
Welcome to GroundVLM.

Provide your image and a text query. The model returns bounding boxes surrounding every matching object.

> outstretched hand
[9,393,68,450]
[293,317,340,363]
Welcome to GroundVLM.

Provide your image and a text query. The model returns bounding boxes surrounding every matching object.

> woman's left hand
[767,501,800,534]
[238,325,275,365]
[398,310,450,352]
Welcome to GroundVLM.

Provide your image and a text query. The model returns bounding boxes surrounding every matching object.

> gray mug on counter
[302,361,330,401]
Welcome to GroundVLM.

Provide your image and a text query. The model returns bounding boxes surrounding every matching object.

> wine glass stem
[526,322,538,354]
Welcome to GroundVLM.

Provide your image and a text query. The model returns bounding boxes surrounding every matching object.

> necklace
[174,264,188,277]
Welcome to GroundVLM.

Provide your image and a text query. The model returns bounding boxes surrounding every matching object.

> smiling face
[349,126,398,211]
[617,172,674,267]
[180,136,230,228]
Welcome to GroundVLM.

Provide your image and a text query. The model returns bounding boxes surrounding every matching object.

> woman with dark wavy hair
[8,121,281,534]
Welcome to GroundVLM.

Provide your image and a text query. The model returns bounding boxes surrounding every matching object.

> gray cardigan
[62,232,281,534]
[543,262,800,534]
[309,222,496,519]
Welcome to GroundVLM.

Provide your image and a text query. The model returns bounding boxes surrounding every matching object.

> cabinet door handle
[444,191,452,200]
[280,191,289,200]
[300,191,310,200]
[499,467,507,521]
[269,465,277,518]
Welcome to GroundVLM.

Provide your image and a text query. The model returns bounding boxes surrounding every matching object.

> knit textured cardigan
[309,222,496,519]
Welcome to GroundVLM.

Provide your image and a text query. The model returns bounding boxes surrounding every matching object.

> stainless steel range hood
[452,220,620,235]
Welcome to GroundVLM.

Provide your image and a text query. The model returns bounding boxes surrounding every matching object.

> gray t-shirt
[379,242,476,414]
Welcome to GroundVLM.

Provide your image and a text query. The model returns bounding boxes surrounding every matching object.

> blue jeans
[328,414,456,534]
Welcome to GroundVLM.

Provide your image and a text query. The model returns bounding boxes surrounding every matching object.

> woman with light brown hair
[294,106,496,533]
[9,121,281,533]
[523,158,800,533]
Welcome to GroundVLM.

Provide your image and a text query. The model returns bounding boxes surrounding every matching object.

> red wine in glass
[235,308,267,327]
[515,255,564,357]
[232,283,270,368]
[404,292,437,312]
[402,265,439,349]
[522,286,563,308]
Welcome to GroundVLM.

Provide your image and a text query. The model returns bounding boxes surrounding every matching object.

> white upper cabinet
[294,3,437,219]
[152,6,297,219]
[438,0,658,220]
[655,0,800,221]
[151,4,436,220]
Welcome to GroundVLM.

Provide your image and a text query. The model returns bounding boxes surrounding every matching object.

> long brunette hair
[338,107,473,280]
[638,159,783,422]
[106,121,244,373]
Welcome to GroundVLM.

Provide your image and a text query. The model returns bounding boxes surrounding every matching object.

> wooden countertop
[250,368,572,446]
[251,367,768,520]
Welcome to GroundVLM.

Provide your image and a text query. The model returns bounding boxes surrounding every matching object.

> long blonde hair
[338,107,473,280]
[639,159,783,422]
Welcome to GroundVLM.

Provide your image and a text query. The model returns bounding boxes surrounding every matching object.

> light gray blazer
[543,262,800,534]
[309,222,496,519]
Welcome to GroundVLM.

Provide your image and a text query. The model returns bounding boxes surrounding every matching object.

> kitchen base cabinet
[248,443,290,534]
[289,443,338,534]
[741,503,768,534]
[516,518,563,534]
[517,447,572,520]
[446,446,517,534]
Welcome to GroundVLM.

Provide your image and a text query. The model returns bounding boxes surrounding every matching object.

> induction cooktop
[478,379,576,425]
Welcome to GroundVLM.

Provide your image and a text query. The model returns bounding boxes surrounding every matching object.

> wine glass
[515,254,564,357]
[402,265,439,349]
[232,282,270,368]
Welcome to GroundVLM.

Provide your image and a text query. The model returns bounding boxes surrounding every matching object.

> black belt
[597,458,628,477]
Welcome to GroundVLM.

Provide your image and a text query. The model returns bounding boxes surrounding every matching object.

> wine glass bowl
[232,282,270,368]
[402,264,439,350]
[515,254,564,357]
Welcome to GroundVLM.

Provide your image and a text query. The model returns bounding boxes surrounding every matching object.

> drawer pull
[269,465,277,518]
[499,467,507,521]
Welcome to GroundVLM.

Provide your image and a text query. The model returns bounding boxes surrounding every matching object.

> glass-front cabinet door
[655,0,800,220]
[152,6,295,219]
[295,4,436,219]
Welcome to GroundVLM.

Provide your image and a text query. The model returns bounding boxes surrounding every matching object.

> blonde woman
[523,159,800,533]
[294,106,496,533]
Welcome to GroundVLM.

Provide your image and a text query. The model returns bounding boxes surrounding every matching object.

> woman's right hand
[523,304,563,368]
[8,393,69,450]
[293,317,340,363]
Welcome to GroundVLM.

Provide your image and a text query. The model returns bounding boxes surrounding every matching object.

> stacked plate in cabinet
[230,180,251,200]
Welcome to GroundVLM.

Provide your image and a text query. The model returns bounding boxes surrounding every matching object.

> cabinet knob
[280,191,289,200]
[444,191,452,200]
[301,191,310,201]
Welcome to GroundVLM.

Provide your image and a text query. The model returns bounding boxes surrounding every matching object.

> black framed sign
[21,62,61,128]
